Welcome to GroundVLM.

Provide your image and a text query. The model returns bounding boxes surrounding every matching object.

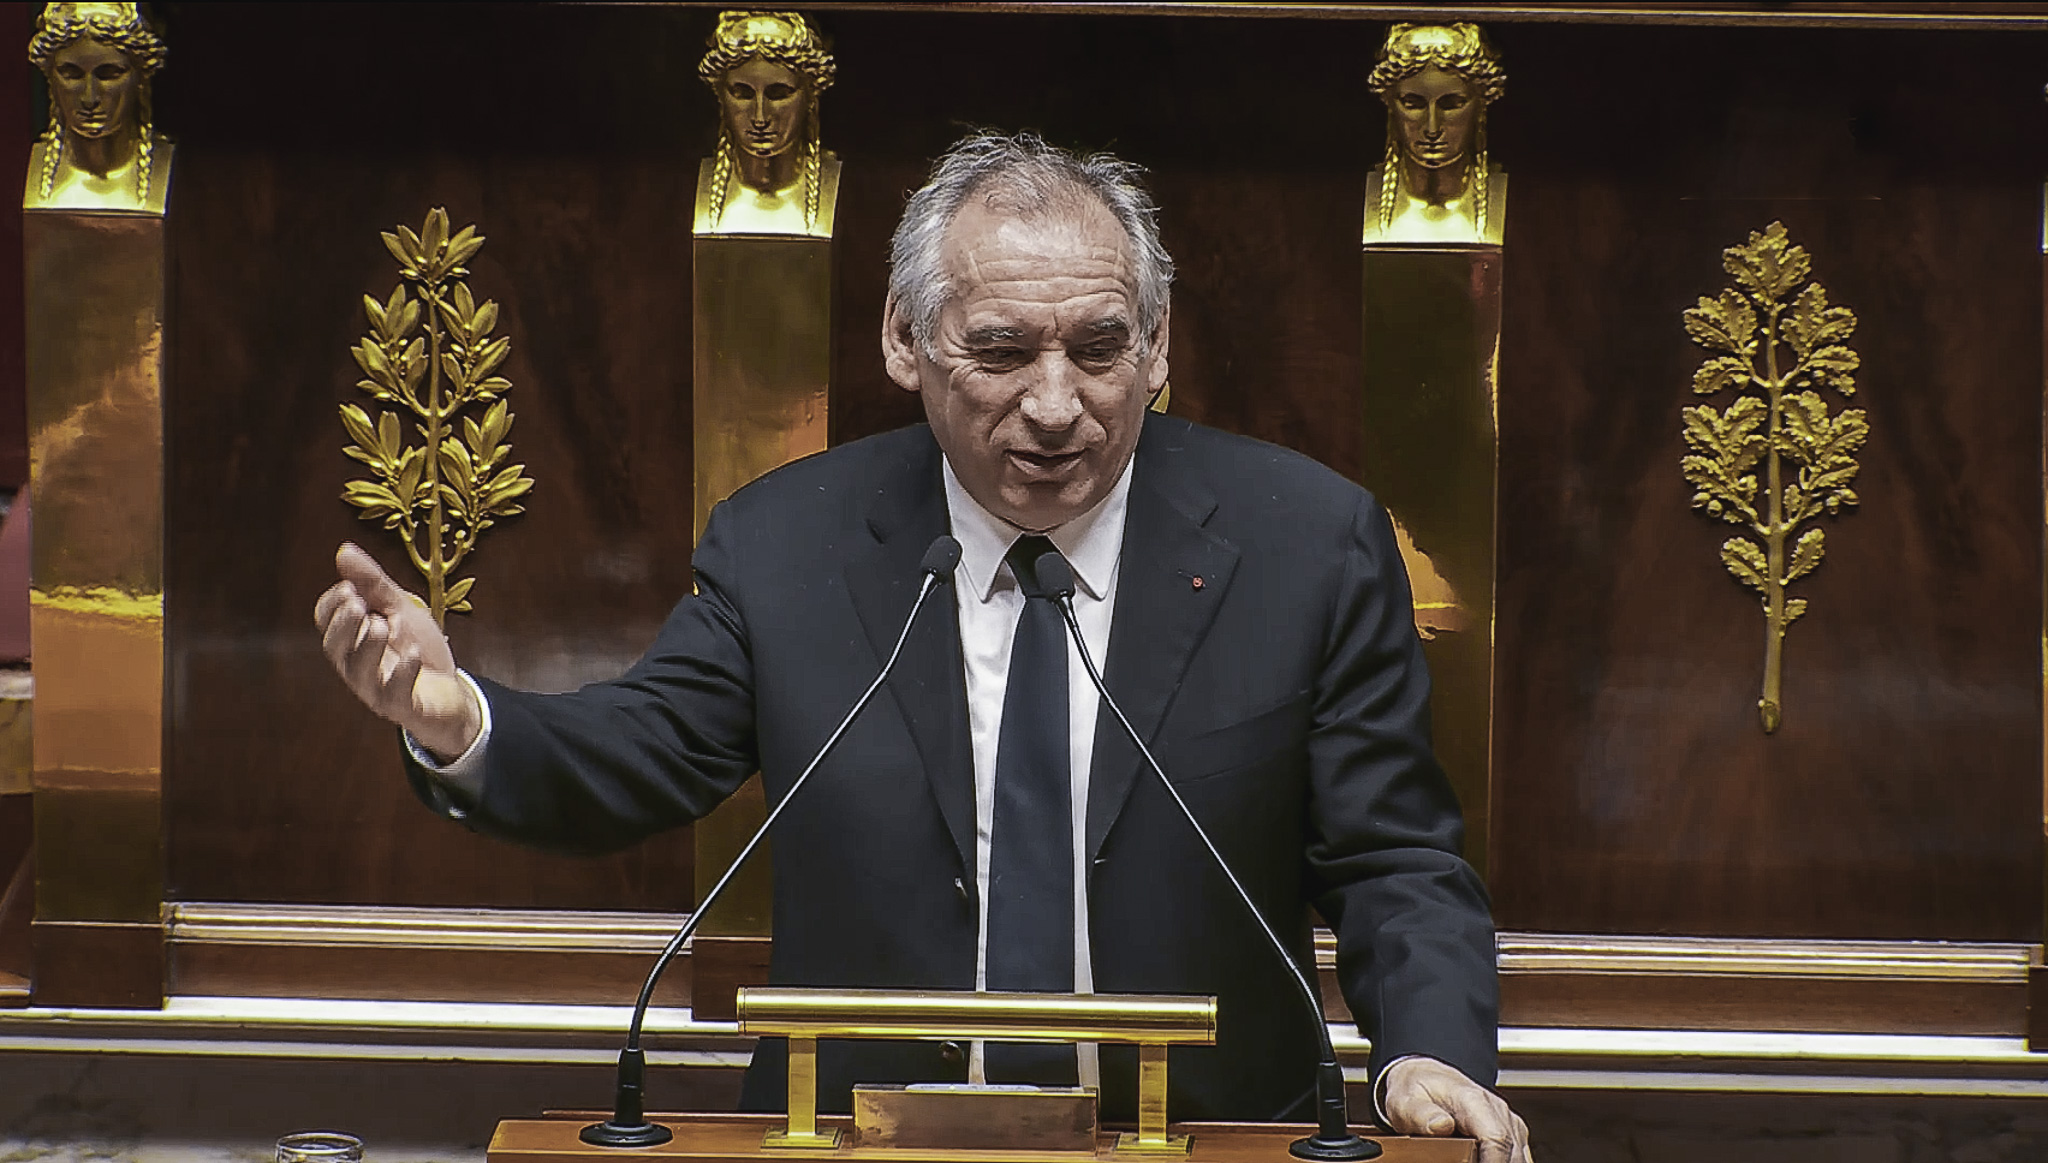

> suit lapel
[844,432,977,877]
[1086,417,1240,863]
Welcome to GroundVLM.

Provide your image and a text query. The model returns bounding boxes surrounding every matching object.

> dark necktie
[984,534,1077,1085]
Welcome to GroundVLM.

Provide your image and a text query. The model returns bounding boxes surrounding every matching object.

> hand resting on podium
[313,541,482,764]
[1382,1057,1530,1163]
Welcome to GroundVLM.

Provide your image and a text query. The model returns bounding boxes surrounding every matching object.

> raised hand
[313,542,480,761]
[1382,1056,1532,1163]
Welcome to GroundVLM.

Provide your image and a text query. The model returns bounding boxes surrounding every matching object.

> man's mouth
[1008,449,1085,476]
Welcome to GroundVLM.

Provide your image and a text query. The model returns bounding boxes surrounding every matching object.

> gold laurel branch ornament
[341,208,533,625]
[1681,220,1866,734]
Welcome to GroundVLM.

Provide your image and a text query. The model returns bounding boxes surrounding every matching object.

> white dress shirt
[942,456,1128,1088]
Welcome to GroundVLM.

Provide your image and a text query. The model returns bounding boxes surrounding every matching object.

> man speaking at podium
[315,132,1529,1162]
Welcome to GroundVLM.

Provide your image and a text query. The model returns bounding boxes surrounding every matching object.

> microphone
[1033,552,1381,1162]
[581,534,963,1148]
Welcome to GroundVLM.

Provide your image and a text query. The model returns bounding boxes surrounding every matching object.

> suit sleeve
[1305,494,1499,1088]
[401,501,760,856]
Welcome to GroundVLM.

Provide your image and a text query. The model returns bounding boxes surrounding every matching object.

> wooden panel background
[160,6,2044,942]
[1488,23,2046,939]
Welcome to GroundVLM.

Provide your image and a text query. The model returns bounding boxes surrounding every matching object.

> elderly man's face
[884,196,1167,532]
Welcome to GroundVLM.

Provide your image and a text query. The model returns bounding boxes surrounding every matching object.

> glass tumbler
[276,1132,364,1163]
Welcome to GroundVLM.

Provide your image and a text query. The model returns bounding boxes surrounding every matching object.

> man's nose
[1425,102,1442,137]
[750,94,770,123]
[1018,355,1083,430]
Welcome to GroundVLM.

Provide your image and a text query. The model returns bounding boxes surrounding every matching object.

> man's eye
[1073,344,1122,368]
[56,64,82,79]
[1441,95,1468,110]
[728,83,756,99]
[974,349,1031,371]
[95,65,128,80]
[1400,95,1427,110]
[766,84,796,100]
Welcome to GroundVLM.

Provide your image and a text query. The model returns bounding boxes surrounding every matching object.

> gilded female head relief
[1364,23,1504,245]
[694,10,839,237]
[26,1,170,214]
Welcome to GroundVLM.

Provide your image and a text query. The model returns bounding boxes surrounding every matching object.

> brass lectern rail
[735,988,1217,1156]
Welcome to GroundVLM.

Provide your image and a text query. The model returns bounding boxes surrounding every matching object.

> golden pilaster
[23,2,173,1008]
[1359,23,1505,878]
[689,11,838,983]
[25,210,167,1007]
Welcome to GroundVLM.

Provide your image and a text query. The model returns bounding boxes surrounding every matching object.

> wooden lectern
[487,989,1475,1163]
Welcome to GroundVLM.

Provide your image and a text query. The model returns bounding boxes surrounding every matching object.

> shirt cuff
[1371,1054,1427,1128]
[403,669,491,803]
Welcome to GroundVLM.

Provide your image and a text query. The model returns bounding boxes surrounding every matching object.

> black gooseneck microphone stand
[1033,552,1381,1162]
[580,535,963,1148]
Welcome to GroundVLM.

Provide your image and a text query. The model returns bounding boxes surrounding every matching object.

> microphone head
[920,535,963,581]
[1034,551,1076,599]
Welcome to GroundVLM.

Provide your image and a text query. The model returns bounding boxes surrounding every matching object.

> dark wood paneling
[30,919,161,1007]
[169,941,690,1009]
[689,934,772,1022]
[161,8,1385,911]
[163,5,711,908]
[1503,973,2024,1036]
[160,8,2045,950]
[1488,24,2046,939]
[0,793,28,997]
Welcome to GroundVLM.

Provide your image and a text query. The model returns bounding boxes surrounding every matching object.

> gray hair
[888,131,1175,356]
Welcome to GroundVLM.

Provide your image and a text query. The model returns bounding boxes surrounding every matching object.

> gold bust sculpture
[694,11,839,237]
[1363,23,1504,246]
[25,1,171,215]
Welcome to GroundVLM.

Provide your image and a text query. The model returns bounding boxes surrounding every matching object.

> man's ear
[1144,303,1171,394]
[881,295,923,393]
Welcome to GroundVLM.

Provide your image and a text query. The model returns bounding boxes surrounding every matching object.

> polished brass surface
[735,987,1217,1043]
[24,205,165,995]
[1358,248,1499,878]
[33,782,157,922]
[690,231,832,938]
[763,1035,843,1149]
[1681,221,1865,734]
[1496,931,2032,982]
[852,1084,1098,1153]
[24,3,170,215]
[1117,1041,1190,1155]
[695,11,839,237]
[1113,1131,1193,1157]
[343,208,533,625]
[166,901,690,952]
[1362,24,1504,245]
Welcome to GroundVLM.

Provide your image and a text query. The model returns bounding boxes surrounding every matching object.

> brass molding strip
[1492,932,2033,982]
[3,996,2046,1097]
[181,907,2030,983]
[1493,1070,2048,1097]
[696,3,2048,30]
[167,902,687,953]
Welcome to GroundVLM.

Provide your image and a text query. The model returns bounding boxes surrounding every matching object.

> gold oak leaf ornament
[341,208,534,625]
[1681,221,1866,734]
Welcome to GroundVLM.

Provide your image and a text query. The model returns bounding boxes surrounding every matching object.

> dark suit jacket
[412,413,1497,1123]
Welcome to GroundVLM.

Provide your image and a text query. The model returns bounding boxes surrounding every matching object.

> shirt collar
[941,452,1132,604]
